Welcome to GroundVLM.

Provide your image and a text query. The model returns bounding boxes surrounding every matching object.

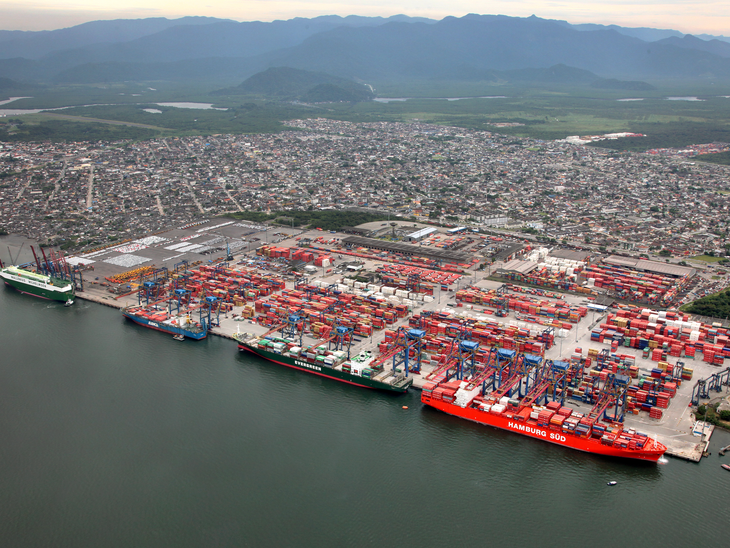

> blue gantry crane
[518,359,568,409]
[691,366,730,405]
[329,323,354,360]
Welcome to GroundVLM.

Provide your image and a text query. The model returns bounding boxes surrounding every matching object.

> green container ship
[0,265,75,304]
[236,333,412,393]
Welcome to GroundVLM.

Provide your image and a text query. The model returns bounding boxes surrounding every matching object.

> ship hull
[123,311,207,340]
[423,396,665,462]
[238,340,411,393]
[1,273,74,302]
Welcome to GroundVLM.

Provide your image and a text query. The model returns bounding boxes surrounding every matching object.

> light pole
[559,337,563,360]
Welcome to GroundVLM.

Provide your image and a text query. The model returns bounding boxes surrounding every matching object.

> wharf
[76,283,714,462]
[77,288,241,342]
[71,241,720,464]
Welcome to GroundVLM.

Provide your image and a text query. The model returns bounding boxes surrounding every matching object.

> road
[41,113,170,130]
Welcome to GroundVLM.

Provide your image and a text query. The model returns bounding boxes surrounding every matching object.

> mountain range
[1,14,730,90]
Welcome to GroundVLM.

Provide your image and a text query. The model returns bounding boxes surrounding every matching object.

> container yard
[22,218,728,463]
[495,249,697,307]
[579,256,695,306]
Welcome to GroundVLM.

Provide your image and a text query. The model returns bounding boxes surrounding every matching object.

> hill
[654,34,730,58]
[2,14,730,86]
[262,15,730,82]
[0,17,230,60]
[0,76,43,98]
[213,67,373,102]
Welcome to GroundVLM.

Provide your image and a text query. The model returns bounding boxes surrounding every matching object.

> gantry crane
[366,327,424,377]
[691,366,730,405]
[328,323,354,360]
[281,312,306,347]
[518,359,568,409]
[586,372,630,423]
[491,352,541,401]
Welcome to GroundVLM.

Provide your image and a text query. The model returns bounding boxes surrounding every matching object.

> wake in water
[658,456,669,465]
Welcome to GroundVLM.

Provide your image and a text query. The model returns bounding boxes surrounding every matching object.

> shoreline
[73,288,711,462]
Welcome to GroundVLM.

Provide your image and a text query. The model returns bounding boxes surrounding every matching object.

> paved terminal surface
[71,220,727,463]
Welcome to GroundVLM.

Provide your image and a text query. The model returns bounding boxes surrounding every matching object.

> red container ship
[422,380,666,462]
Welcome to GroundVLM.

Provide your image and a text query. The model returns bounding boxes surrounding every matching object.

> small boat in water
[173,334,185,341]
[607,481,617,486]
[721,464,730,472]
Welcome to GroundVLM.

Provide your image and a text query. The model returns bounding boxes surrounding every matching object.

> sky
[2,0,729,35]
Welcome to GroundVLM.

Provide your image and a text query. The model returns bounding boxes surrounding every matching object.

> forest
[682,289,730,319]
[223,210,393,231]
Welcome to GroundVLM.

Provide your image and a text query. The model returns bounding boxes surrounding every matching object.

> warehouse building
[405,227,438,242]
[341,236,472,263]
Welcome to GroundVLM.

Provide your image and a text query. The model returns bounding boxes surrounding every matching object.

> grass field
[690,255,725,262]
[696,151,730,166]
[4,81,730,147]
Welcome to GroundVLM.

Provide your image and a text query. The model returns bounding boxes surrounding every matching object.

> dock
[74,283,713,462]
[61,218,729,465]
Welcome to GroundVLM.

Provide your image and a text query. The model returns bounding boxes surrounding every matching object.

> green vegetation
[214,67,374,103]
[696,151,730,166]
[223,210,391,231]
[6,81,730,150]
[696,403,730,428]
[1,118,158,142]
[690,255,725,263]
[301,83,371,103]
[588,122,730,152]
[682,288,730,318]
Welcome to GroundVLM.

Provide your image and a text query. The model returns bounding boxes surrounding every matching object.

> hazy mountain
[256,15,730,81]
[3,14,730,85]
[0,31,28,44]
[655,35,730,58]
[0,17,230,60]
[1,15,433,64]
[0,76,43,96]
[567,22,730,44]
[0,57,48,82]
[567,23,684,42]
[51,58,258,84]
[498,64,599,84]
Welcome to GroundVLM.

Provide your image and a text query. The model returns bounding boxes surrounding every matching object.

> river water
[0,287,728,547]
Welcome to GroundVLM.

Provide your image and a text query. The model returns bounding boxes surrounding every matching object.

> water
[0,100,227,117]
[0,287,729,547]
[155,102,227,110]
[373,96,506,103]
